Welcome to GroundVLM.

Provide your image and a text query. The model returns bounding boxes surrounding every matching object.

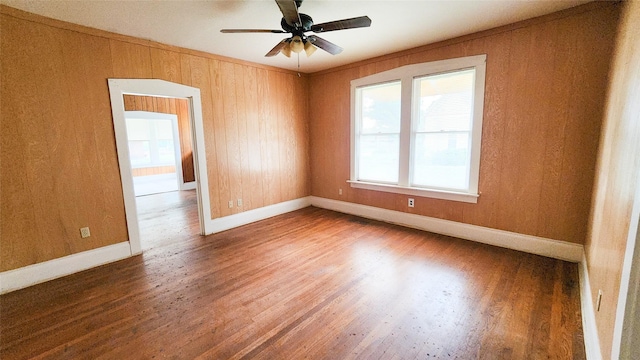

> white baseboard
[205,197,312,235]
[180,181,196,191]
[0,242,132,295]
[580,254,602,360]
[309,196,583,262]
[0,197,310,294]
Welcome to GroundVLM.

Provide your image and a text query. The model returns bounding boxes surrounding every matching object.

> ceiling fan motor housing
[281,13,313,36]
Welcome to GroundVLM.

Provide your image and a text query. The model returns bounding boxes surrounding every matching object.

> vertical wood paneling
[60,29,126,255]
[585,1,640,357]
[1,15,127,271]
[536,18,572,240]
[265,71,283,205]
[279,73,295,201]
[256,68,273,205]
[175,99,195,183]
[109,40,152,78]
[233,64,253,211]
[294,75,310,198]
[131,166,176,177]
[144,96,155,111]
[220,62,242,214]
[180,54,192,86]
[150,48,182,83]
[2,7,310,271]
[1,15,55,269]
[559,7,618,245]
[496,26,544,235]
[308,4,620,244]
[206,58,230,218]
[461,33,510,229]
[222,66,243,205]
[242,66,264,210]
[201,56,227,218]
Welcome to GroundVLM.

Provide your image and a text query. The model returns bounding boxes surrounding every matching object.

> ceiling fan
[220,0,372,58]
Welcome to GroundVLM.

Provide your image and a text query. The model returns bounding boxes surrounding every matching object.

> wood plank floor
[0,191,585,359]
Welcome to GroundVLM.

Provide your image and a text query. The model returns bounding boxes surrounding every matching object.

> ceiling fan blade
[221,29,286,33]
[307,35,343,55]
[275,0,302,27]
[310,16,372,33]
[265,38,290,57]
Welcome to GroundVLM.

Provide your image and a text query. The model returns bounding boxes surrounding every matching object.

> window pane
[126,118,150,140]
[155,120,174,140]
[360,81,401,134]
[157,139,175,163]
[412,133,470,190]
[358,134,399,183]
[416,69,474,132]
[129,140,151,166]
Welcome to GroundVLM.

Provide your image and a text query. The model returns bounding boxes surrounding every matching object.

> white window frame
[349,54,486,204]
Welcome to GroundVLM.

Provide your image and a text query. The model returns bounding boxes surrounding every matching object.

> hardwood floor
[0,191,585,359]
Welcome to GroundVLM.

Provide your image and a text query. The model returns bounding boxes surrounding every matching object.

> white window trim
[350,54,487,204]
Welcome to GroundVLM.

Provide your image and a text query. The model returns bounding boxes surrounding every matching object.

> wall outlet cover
[80,227,91,238]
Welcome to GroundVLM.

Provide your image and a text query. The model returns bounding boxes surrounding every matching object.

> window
[350,55,486,203]
[126,117,177,168]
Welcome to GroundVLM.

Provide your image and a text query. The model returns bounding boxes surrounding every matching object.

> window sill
[347,180,479,204]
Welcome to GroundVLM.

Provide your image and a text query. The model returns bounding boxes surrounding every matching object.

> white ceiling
[2,0,591,73]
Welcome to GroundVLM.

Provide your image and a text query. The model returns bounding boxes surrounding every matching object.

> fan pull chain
[297,53,301,77]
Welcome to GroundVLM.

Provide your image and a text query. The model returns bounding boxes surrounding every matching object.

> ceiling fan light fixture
[282,42,292,57]
[304,41,317,57]
[290,35,304,53]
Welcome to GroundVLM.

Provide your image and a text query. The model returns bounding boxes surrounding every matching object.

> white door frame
[124,111,185,192]
[108,79,211,255]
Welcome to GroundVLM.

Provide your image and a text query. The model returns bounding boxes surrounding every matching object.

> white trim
[0,242,131,294]
[205,197,311,234]
[309,196,583,262]
[580,253,603,360]
[108,79,211,255]
[348,180,479,203]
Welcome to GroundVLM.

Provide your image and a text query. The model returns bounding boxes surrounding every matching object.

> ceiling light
[304,41,317,57]
[282,42,292,57]
[290,36,304,53]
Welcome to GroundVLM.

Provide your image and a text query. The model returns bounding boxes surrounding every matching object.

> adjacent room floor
[0,191,585,359]
[133,173,179,197]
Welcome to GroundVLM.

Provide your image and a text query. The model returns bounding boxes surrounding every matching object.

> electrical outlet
[237,199,243,207]
[80,227,90,238]
[596,289,603,311]
[228,200,234,208]
[339,188,343,195]
[408,198,415,208]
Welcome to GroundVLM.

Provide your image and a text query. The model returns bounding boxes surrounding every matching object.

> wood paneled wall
[585,0,640,357]
[308,2,620,245]
[1,11,127,272]
[0,5,310,272]
[131,166,176,177]
[123,95,195,183]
